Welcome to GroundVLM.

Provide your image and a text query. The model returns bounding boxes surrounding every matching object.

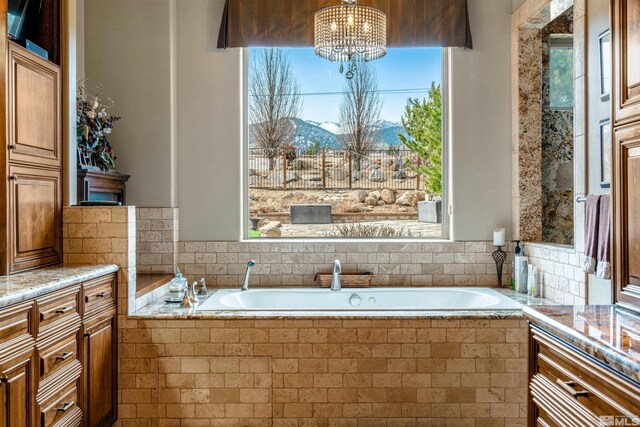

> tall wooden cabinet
[612,0,640,310]
[0,1,63,275]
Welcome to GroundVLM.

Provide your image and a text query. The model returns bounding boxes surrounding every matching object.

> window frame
[241,47,451,241]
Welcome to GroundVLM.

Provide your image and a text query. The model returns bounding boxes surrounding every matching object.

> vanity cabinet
[528,324,640,426]
[0,272,117,426]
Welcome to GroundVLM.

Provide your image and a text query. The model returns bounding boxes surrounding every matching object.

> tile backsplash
[177,241,508,288]
[136,207,179,274]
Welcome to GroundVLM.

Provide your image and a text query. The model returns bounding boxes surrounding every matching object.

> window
[246,48,445,239]
[549,36,574,110]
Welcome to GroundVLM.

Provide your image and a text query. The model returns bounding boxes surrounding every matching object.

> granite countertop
[524,305,640,384]
[0,264,119,308]
[130,287,555,320]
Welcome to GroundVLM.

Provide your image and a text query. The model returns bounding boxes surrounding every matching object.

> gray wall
[84,0,514,242]
[85,0,178,208]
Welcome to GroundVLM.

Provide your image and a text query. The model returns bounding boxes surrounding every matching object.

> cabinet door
[613,0,640,124]
[613,123,640,308]
[7,42,61,168]
[83,312,116,427]
[0,351,35,427]
[8,165,62,273]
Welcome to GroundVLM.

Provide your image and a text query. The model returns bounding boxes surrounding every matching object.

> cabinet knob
[0,375,8,383]
[8,144,16,150]
[9,175,17,181]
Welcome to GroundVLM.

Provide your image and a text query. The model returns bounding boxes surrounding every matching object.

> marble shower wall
[541,9,575,245]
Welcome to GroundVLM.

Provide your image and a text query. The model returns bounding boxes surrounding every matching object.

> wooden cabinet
[528,324,640,426]
[612,0,640,125]
[7,42,61,168]
[0,350,36,427]
[613,0,640,310]
[0,42,63,276]
[0,273,116,426]
[80,274,117,427]
[0,302,35,427]
[82,312,116,427]
[7,165,62,274]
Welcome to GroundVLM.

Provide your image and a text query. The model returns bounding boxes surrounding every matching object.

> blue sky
[249,48,442,124]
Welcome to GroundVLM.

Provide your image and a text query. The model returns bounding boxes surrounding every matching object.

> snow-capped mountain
[249,118,407,150]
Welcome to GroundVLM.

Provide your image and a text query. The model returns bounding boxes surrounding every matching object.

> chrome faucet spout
[331,260,342,291]
[242,260,256,291]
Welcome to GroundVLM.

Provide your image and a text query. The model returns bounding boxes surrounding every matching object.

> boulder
[259,221,282,237]
[369,170,387,182]
[396,191,416,206]
[270,172,298,186]
[351,190,368,203]
[392,170,407,180]
[331,168,349,181]
[365,196,378,206]
[380,189,396,204]
[369,191,381,201]
[349,203,374,213]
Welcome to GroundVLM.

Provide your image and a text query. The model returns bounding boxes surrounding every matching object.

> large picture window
[246,48,445,239]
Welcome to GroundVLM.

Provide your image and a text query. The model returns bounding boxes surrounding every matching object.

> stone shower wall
[541,9,574,245]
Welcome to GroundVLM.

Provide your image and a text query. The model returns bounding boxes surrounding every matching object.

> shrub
[324,223,412,238]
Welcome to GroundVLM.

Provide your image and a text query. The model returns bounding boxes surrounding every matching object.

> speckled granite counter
[524,305,640,384]
[0,264,119,308]
[130,287,556,319]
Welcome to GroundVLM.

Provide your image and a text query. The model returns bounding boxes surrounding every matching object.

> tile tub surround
[137,207,179,274]
[63,205,137,313]
[177,241,512,288]
[118,315,529,426]
[524,305,640,384]
[0,264,118,308]
[522,243,587,305]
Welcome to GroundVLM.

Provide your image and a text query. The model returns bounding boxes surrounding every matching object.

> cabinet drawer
[36,287,79,334]
[39,380,81,427]
[83,274,115,315]
[0,301,33,343]
[531,325,640,423]
[39,333,78,381]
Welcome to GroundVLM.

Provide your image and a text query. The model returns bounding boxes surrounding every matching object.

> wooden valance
[217,0,473,49]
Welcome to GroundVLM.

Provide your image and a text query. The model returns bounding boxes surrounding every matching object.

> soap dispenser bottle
[511,240,522,290]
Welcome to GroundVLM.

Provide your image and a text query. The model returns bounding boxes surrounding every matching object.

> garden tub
[195,287,522,311]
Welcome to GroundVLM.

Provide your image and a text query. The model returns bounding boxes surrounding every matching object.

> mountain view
[249,119,408,150]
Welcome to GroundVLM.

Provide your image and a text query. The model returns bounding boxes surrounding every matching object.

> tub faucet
[242,260,256,291]
[331,260,341,291]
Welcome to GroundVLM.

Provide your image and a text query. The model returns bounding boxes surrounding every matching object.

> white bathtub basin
[195,287,522,311]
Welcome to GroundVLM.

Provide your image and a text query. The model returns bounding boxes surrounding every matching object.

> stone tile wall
[177,241,511,288]
[137,208,179,274]
[63,205,138,315]
[119,316,528,426]
[523,243,587,304]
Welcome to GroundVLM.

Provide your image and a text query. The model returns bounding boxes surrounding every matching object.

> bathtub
[195,287,522,311]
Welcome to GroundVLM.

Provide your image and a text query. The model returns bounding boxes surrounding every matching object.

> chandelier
[314,0,387,79]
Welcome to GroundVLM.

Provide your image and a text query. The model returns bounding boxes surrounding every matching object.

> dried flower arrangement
[76,81,120,171]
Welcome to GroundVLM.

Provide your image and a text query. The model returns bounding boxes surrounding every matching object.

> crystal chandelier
[314,0,387,79]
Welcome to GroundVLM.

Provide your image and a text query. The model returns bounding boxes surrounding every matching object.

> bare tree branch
[249,49,303,169]
[338,62,382,170]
